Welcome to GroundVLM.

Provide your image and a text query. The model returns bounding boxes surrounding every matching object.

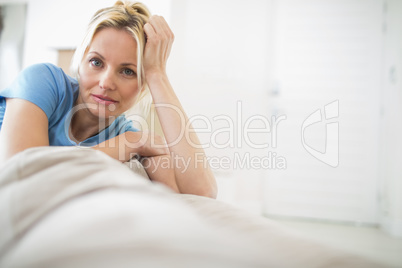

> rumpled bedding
[0,146,390,268]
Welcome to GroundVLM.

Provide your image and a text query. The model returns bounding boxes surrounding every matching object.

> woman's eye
[123,69,135,76]
[90,59,102,67]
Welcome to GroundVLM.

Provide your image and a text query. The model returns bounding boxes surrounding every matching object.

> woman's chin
[90,108,119,121]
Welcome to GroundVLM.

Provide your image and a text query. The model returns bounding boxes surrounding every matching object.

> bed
[0,146,391,267]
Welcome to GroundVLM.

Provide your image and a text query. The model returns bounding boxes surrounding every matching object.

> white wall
[0,4,26,89]
[379,0,402,237]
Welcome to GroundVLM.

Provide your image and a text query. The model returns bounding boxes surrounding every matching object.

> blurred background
[0,0,401,245]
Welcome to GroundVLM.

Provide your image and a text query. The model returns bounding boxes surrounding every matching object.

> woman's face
[78,27,140,120]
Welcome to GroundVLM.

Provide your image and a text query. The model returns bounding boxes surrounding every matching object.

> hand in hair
[143,15,174,81]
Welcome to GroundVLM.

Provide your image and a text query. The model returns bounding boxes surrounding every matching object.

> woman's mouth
[91,94,118,105]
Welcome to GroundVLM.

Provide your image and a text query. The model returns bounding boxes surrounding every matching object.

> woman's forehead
[88,28,138,63]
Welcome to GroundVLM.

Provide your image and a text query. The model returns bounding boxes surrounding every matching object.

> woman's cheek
[79,69,96,90]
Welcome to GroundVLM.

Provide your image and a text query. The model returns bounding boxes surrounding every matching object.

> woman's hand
[92,131,168,162]
[143,15,174,80]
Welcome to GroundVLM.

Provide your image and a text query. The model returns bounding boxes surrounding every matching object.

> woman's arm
[146,76,217,198]
[140,154,180,193]
[0,98,49,162]
[143,16,217,198]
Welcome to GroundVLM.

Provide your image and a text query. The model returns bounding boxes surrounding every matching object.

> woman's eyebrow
[88,51,105,60]
[121,62,137,68]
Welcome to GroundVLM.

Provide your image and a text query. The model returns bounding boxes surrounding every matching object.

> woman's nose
[99,69,116,91]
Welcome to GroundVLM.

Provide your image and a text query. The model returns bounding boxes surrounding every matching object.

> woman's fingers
[143,21,156,40]
[146,15,173,38]
[143,15,174,78]
[125,131,168,157]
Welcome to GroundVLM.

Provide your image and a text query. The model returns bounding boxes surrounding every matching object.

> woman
[0,1,217,198]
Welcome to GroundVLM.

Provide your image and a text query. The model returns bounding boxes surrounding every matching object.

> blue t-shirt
[0,63,138,146]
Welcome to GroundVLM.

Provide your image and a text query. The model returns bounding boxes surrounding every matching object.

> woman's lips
[91,94,118,105]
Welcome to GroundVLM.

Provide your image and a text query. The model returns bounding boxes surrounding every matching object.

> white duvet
[0,147,390,268]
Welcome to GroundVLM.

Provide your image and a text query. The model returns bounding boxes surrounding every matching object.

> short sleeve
[124,121,139,133]
[0,63,60,119]
[108,115,139,136]
[112,115,139,134]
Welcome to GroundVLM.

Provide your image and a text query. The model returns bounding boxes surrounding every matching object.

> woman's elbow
[187,187,217,199]
[177,168,218,198]
[192,177,218,199]
[201,172,218,199]
[203,186,218,199]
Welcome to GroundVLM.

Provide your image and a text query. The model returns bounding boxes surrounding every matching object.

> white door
[263,0,383,224]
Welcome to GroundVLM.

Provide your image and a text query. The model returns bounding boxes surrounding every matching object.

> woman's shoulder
[0,63,78,124]
[23,63,70,80]
[20,63,78,92]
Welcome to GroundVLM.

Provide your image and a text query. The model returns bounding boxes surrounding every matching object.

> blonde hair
[71,1,152,119]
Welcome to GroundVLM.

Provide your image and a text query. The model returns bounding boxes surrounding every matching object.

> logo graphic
[301,100,339,167]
